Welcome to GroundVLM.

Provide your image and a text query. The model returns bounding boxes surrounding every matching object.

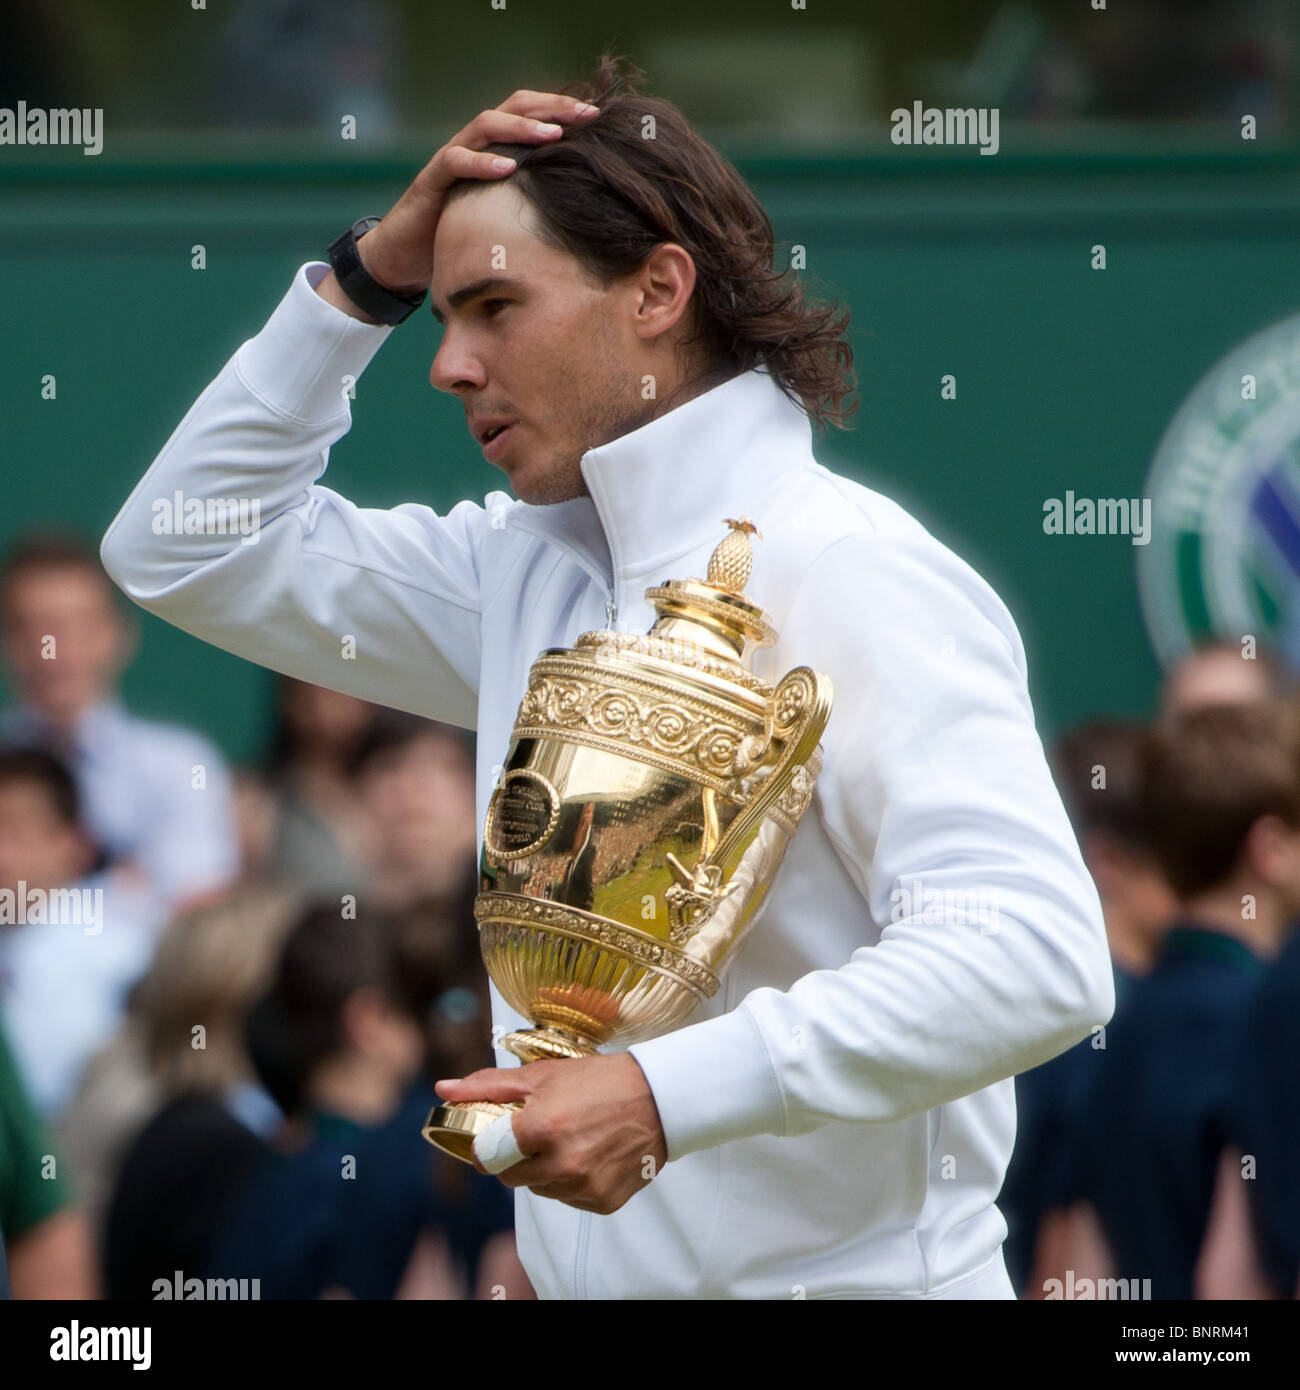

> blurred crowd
[0,533,528,1299]
[1002,641,1300,1300]
[1,531,1298,1301]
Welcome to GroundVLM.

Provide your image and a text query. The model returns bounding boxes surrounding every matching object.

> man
[1068,702,1300,1299]
[0,749,161,1120]
[1001,718,1176,1295]
[101,57,1113,1298]
[0,535,237,911]
[1216,916,1300,1297]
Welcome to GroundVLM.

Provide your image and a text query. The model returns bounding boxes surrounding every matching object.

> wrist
[314,268,384,325]
[325,216,428,326]
[356,232,427,299]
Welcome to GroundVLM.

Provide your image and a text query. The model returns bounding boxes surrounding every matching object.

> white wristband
[473,1111,527,1174]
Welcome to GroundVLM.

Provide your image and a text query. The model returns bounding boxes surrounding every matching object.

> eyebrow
[430,276,526,325]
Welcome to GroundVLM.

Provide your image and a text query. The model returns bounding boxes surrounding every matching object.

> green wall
[3,148,1298,764]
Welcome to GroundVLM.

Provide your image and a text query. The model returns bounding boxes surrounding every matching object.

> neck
[1103,906,1161,975]
[28,691,105,735]
[650,357,738,423]
[308,1054,399,1127]
[1177,884,1289,960]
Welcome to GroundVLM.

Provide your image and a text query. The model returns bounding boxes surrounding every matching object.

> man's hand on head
[319,90,601,316]
[435,1052,669,1215]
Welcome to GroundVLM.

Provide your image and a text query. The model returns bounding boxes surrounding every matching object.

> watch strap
[326,217,427,326]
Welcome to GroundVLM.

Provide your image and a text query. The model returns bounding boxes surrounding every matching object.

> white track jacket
[101,262,1114,1299]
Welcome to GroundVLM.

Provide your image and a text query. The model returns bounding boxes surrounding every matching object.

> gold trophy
[423,518,833,1162]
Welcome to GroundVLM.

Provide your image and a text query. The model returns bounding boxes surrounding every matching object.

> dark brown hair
[1049,719,1156,853]
[0,746,80,826]
[446,53,857,435]
[0,531,111,599]
[1141,700,1300,899]
[244,903,421,1116]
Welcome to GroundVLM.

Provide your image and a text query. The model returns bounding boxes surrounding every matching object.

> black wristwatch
[326,215,428,325]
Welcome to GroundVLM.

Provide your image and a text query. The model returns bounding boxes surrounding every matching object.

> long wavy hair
[447,53,857,435]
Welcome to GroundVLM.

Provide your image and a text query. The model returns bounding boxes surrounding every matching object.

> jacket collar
[1159,923,1268,975]
[503,366,810,587]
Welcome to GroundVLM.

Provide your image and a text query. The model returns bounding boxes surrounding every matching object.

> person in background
[0,1006,95,1298]
[372,896,529,1299]
[259,677,379,898]
[1155,643,1299,1299]
[1210,920,1300,1298]
[1069,701,1300,1299]
[1001,718,1178,1296]
[0,533,238,913]
[0,748,161,1123]
[205,903,443,1298]
[1159,637,1290,719]
[349,711,479,913]
[94,882,299,1297]
[206,900,530,1298]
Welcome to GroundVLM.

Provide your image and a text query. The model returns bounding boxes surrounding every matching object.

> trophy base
[423,1100,521,1163]
[504,1026,594,1061]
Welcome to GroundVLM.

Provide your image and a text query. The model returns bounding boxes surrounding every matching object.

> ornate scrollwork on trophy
[777,763,814,819]
[577,630,773,693]
[513,658,768,791]
[664,855,725,945]
[473,894,720,998]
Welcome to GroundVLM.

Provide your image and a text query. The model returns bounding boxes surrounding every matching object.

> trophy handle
[707,666,833,880]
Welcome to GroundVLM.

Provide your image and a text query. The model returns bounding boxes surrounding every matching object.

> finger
[460,110,569,149]
[434,145,520,186]
[529,1185,607,1214]
[493,91,601,122]
[435,1066,533,1104]
[473,1111,531,1174]
[527,1178,585,1201]
[492,1154,563,1189]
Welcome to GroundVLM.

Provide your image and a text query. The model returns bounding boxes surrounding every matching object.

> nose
[429,327,486,396]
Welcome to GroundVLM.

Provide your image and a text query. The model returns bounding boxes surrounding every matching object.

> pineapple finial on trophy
[707,517,763,596]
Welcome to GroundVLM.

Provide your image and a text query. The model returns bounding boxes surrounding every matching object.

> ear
[111,599,140,676]
[1242,814,1293,885]
[1080,826,1123,898]
[631,243,697,345]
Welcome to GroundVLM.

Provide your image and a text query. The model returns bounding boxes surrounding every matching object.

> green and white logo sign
[1138,312,1300,672]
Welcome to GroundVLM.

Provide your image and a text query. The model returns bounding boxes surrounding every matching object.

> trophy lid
[644,518,776,666]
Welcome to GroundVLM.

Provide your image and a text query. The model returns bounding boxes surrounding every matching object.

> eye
[482,298,510,317]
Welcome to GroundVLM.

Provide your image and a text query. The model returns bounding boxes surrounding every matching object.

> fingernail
[492,157,516,172]
[538,123,562,134]
[579,103,599,113]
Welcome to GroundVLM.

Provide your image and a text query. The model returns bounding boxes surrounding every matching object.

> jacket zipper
[572,1209,592,1297]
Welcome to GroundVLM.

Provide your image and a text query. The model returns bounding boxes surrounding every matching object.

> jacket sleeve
[627,527,1116,1161]
[100,262,484,729]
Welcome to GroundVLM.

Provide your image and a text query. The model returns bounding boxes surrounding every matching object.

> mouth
[477,421,516,459]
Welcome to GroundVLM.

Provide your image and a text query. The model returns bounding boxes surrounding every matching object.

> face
[281,680,374,753]
[356,733,477,870]
[1162,650,1276,717]
[2,566,125,723]
[428,182,681,505]
[342,987,426,1085]
[0,779,90,893]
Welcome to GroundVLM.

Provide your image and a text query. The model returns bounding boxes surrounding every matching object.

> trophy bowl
[424,519,832,1163]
